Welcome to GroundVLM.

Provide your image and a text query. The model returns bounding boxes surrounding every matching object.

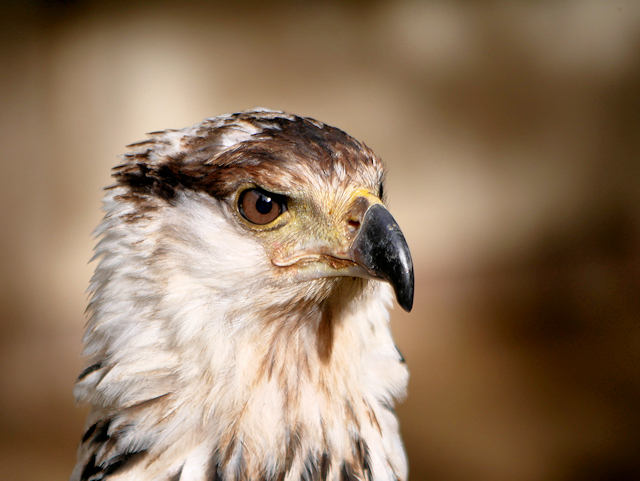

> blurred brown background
[1,1,639,480]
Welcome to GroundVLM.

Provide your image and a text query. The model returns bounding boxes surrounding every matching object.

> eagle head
[73,109,413,481]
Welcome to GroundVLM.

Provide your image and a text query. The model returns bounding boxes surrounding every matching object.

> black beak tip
[396,274,414,313]
[352,203,415,313]
[390,245,414,312]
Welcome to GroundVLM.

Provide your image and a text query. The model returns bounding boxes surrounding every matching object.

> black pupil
[255,194,273,215]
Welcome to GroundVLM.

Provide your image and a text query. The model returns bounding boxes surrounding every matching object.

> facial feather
[72,109,411,481]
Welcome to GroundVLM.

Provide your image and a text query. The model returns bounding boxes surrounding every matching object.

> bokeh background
[1,1,640,480]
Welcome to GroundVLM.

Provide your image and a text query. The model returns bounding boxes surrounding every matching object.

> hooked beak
[350,203,414,312]
[273,193,414,312]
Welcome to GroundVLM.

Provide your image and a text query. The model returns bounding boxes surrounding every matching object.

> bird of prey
[72,109,414,481]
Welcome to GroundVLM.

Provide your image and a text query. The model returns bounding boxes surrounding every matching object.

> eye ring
[238,188,286,225]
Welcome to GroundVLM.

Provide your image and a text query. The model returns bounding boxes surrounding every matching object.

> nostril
[348,219,361,230]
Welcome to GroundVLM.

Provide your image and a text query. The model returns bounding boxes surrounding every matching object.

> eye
[238,188,285,225]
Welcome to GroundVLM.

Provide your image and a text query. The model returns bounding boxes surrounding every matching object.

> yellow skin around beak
[239,183,413,311]
[270,188,383,279]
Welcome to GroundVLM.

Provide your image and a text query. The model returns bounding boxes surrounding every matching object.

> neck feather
[73,191,408,481]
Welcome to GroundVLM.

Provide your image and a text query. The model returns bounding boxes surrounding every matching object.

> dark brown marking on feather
[122,392,171,412]
[114,111,383,209]
[102,450,147,477]
[79,416,151,480]
[97,363,115,385]
[254,300,318,389]
[80,449,147,481]
[204,457,223,481]
[145,129,179,136]
[263,342,278,381]
[76,358,114,386]
[317,301,334,363]
[302,452,321,481]
[386,455,400,481]
[219,431,244,473]
[244,114,368,174]
[344,400,359,430]
[114,158,189,203]
[82,422,98,443]
[90,419,111,447]
[300,350,312,378]
[255,320,288,384]
[369,411,382,436]
[340,463,356,481]
[363,399,382,435]
[80,454,101,481]
[284,427,301,473]
[354,436,373,481]
[380,399,395,415]
[220,440,235,468]
[77,362,103,381]
[320,452,330,480]
[333,434,375,481]
[125,138,158,148]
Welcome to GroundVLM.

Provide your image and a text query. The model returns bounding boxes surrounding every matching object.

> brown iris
[238,188,285,225]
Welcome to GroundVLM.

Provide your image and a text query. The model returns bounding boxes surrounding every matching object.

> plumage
[72,109,414,481]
